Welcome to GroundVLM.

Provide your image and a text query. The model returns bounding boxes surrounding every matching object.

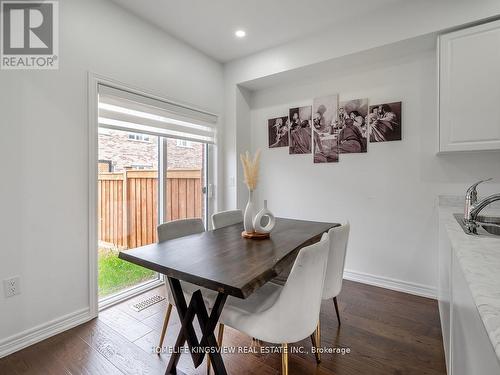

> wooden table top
[119,218,338,299]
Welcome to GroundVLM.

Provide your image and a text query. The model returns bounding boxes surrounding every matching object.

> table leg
[194,293,227,373]
[165,277,228,375]
[166,278,202,370]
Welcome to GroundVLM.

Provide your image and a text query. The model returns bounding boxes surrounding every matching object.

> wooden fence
[98,169,203,249]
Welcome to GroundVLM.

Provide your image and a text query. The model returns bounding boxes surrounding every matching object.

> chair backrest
[211,209,243,229]
[157,218,205,242]
[265,233,330,343]
[322,222,350,299]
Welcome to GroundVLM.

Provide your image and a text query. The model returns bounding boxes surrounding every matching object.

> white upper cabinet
[439,20,500,152]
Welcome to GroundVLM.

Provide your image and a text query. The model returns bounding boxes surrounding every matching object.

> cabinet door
[451,254,500,375]
[439,20,500,152]
[438,217,452,373]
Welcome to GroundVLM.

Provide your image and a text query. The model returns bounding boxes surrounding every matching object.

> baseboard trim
[344,269,437,299]
[0,307,93,359]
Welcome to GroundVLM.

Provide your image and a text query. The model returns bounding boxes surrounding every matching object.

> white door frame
[87,72,218,316]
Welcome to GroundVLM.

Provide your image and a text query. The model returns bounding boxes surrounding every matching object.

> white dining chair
[294,222,350,360]
[272,223,350,325]
[156,218,217,352]
[157,218,204,242]
[211,209,243,229]
[322,223,350,326]
[215,234,330,375]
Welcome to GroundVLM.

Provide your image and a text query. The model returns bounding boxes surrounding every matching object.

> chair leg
[157,303,173,354]
[310,322,321,363]
[207,324,224,375]
[281,343,288,375]
[333,297,341,326]
[218,323,224,345]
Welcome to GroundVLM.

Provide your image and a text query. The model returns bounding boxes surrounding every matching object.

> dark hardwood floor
[0,281,446,375]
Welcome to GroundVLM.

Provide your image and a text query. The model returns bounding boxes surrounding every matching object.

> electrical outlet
[3,276,21,298]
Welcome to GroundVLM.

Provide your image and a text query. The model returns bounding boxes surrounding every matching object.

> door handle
[202,184,213,198]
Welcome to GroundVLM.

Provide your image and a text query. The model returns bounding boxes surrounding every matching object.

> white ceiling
[110,0,403,62]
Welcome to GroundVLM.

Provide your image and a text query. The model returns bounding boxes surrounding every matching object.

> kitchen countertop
[439,202,500,361]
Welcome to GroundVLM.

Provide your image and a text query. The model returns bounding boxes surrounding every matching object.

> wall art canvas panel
[368,101,402,142]
[312,95,339,163]
[268,116,289,148]
[337,98,368,153]
[289,106,312,154]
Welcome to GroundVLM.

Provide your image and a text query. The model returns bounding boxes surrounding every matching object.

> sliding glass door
[96,84,215,304]
[97,128,160,299]
[97,130,208,300]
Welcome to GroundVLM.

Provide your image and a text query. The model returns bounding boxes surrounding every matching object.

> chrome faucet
[464,178,491,220]
[464,178,500,233]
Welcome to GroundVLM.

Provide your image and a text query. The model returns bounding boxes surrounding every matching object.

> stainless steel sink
[454,214,500,236]
[476,215,500,235]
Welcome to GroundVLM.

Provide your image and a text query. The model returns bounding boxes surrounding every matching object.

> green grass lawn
[98,249,156,297]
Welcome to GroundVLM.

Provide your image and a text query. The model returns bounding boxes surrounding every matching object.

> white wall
[247,40,500,296]
[0,0,223,354]
[223,0,500,210]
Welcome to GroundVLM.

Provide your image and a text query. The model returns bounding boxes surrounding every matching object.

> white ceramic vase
[243,189,256,233]
[253,200,276,234]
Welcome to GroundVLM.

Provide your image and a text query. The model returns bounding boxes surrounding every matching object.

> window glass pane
[98,128,159,298]
[165,139,206,224]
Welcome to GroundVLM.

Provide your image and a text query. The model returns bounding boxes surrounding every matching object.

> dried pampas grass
[240,150,261,191]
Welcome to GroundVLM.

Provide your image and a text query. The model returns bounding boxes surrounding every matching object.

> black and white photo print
[268,116,289,148]
[368,101,402,142]
[312,95,339,163]
[337,98,368,153]
[289,106,312,154]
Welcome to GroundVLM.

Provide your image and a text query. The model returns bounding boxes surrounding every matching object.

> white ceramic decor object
[253,200,276,234]
[243,190,256,233]
[240,150,261,234]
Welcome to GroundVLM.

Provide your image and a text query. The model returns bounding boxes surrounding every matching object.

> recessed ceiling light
[235,30,246,38]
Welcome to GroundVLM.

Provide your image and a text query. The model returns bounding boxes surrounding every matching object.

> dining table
[118,217,338,375]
